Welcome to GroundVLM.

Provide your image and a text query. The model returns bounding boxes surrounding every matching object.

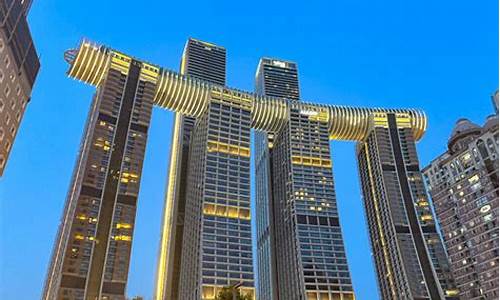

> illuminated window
[480,205,491,214]
[116,223,132,229]
[461,152,471,162]
[421,214,433,221]
[114,235,132,242]
[468,174,480,184]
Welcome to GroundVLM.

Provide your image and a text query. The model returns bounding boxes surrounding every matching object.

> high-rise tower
[254,58,300,300]
[357,112,458,299]
[178,86,255,299]
[167,40,256,300]
[255,58,300,100]
[155,38,227,300]
[0,0,40,176]
[255,58,356,300]
[272,102,356,300]
[61,39,448,300]
[423,116,499,300]
[43,47,155,300]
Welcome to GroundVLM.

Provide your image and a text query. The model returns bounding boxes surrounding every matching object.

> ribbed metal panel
[66,40,428,142]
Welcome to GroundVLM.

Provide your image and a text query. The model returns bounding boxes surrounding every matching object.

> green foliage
[214,286,252,300]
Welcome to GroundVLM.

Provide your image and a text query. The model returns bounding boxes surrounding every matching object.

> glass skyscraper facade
[423,115,499,300]
[44,46,156,299]
[254,57,300,300]
[272,102,355,300]
[254,58,355,300]
[357,112,457,300]
[178,87,255,299]
[155,38,227,300]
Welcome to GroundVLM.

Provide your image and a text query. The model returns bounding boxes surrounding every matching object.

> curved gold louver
[65,40,427,142]
[66,40,110,86]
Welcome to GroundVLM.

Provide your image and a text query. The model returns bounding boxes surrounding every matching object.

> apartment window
[0,127,4,140]
[4,86,10,97]
[0,69,3,83]
[4,56,10,68]
[0,37,4,52]
[0,98,3,112]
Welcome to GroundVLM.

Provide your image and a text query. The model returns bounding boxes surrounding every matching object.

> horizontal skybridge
[65,39,427,141]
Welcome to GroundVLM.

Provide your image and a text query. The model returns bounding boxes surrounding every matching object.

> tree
[214,286,252,300]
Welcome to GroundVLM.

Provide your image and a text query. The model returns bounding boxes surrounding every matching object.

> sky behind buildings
[0,0,498,299]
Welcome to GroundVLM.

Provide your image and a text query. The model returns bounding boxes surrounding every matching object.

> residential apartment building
[423,115,499,299]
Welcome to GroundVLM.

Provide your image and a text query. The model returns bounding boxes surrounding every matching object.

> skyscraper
[255,58,300,100]
[61,39,450,300]
[255,58,356,300]
[356,112,458,299]
[423,115,499,299]
[0,0,40,176]
[43,44,155,300]
[177,85,255,299]
[254,57,300,300]
[272,102,356,300]
[155,38,227,300]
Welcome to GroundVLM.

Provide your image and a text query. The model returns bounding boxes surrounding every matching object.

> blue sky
[0,0,497,299]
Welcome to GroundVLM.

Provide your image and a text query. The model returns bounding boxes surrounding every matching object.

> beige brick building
[0,0,40,176]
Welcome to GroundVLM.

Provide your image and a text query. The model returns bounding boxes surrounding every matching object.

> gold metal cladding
[154,113,183,300]
[154,68,211,118]
[252,95,288,132]
[67,40,110,86]
[140,63,160,84]
[325,105,426,141]
[65,40,428,142]
[362,143,398,298]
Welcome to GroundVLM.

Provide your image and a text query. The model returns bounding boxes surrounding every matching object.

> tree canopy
[214,286,252,300]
